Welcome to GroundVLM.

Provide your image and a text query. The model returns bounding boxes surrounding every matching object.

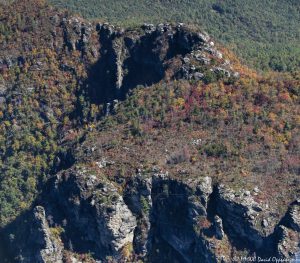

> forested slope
[0,1,299,262]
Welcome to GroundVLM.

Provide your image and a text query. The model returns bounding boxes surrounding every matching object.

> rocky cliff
[5,169,299,262]
[0,10,237,106]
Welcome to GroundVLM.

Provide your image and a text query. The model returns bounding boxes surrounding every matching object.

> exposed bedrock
[3,171,299,262]
[43,170,137,260]
[86,23,235,104]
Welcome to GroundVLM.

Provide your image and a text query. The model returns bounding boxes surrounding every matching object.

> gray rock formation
[277,225,300,259]
[6,171,300,262]
[286,200,300,232]
[0,4,298,262]
[277,200,300,259]
[214,215,224,240]
[147,176,219,263]
[31,206,63,263]
[216,184,267,249]
[124,174,153,256]
[86,22,236,103]
[47,169,137,259]
[15,206,63,263]
[93,182,137,253]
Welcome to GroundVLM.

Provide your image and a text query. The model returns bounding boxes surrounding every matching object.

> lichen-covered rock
[276,226,300,259]
[124,174,153,256]
[285,200,300,232]
[32,206,63,263]
[93,183,137,253]
[214,215,224,240]
[196,176,213,209]
[275,200,300,260]
[216,184,268,249]
[62,16,93,54]
[45,169,137,260]
[216,184,300,259]
[148,176,217,263]
[89,23,235,103]
[17,206,63,263]
[6,171,300,262]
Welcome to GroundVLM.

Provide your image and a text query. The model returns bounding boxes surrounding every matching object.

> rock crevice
[86,23,236,104]
[4,172,300,262]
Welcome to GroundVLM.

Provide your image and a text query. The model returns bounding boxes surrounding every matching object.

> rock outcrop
[57,19,238,104]
[277,226,300,259]
[29,206,64,263]
[124,174,153,256]
[43,168,137,260]
[4,170,300,262]
[7,206,63,263]
[0,2,238,109]
[88,23,236,104]
[276,200,300,259]
[216,184,268,250]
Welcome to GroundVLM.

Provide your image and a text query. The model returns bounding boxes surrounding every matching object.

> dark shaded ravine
[86,23,214,105]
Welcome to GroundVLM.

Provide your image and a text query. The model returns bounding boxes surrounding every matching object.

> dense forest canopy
[48,0,300,72]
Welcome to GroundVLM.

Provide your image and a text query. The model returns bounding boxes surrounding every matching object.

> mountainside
[0,0,299,262]
[48,0,300,72]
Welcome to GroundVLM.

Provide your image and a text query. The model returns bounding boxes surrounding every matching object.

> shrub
[140,196,150,214]
[203,143,228,157]
[167,146,190,164]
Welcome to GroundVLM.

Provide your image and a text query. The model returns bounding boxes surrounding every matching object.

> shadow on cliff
[1,178,297,262]
[85,27,197,105]
[0,209,32,263]
[85,32,165,105]
[147,179,209,263]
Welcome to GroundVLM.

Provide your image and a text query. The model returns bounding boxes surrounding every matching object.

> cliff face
[22,206,64,263]
[0,6,236,104]
[5,169,299,262]
[85,22,236,104]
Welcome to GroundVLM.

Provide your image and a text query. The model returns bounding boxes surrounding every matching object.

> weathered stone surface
[147,176,218,263]
[88,23,235,103]
[92,185,136,253]
[214,215,224,240]
[7,171,300,262]
[49,170,137,259]
[184,176,213,221]
[0,2,298,261]
[277,226,300,259]
[216,184,268,249]
[15,206,63,263]
[124,174,153,256]
[286,200,300,232]
[32,206,63,263]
